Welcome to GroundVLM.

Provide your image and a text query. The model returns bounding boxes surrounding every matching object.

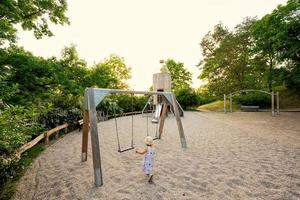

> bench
[241,105,259,112]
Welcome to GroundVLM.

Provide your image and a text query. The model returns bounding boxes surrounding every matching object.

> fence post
[276,91,280,115]
[224,94,226,113]
[271,91,275,117]
[44,132,49,145]
[230,94,232,112]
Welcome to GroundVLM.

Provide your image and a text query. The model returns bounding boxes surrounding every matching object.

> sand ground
[13,112,300,200]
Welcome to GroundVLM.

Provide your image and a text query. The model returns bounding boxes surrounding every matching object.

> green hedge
[233,92,271,108]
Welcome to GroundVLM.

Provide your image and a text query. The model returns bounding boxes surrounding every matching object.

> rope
[131,93,134,148]
[155,120,158,138]
[146,103,149,136]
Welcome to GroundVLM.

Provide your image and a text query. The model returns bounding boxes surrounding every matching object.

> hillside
[197,87,300,112]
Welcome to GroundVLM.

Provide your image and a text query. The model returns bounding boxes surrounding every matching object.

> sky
[17,0,287,90]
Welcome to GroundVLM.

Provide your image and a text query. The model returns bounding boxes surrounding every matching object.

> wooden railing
[17,123,68,155]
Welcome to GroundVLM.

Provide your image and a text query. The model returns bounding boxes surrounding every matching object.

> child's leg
[148,174,153,183]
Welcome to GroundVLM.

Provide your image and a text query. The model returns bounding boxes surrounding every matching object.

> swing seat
[118,146,135,153]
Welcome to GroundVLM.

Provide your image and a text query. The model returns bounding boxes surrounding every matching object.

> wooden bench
[241,105,259,112]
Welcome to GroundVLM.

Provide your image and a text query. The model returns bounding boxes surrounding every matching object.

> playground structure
[142,71,184,120]
[81,88,187,187]
[224,89,280,117]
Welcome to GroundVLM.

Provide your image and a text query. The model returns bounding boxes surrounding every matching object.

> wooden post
[276,91,280,115]
[171,93,187,148]
[271,91,275,117]
[55,131,59,140]
[224,94,226,113]
[44,132,49,145]
[88,89,103,187]
[158,103,168,139]
[81,110,90,162]
[229,94,232,112]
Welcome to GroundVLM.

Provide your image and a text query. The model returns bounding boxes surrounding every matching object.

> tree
[251,0,300,93]
[0,0,69,45]
[198,19,267,96]
[161,59,192,92]
[58,44,88,97]
[89,55,131,89]
[90,55,131,89]
[0,46,61,105]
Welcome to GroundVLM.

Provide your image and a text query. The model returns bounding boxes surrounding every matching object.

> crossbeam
[93,88,173,95]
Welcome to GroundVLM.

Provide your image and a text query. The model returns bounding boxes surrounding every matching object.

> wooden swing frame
[81,88,187,187]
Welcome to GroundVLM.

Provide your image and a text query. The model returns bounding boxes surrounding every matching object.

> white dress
[143,146,155,174]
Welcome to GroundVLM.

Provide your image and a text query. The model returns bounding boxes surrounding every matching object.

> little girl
[135,136,155,183]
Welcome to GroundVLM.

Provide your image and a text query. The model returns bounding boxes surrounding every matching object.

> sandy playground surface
[13,111,300,200]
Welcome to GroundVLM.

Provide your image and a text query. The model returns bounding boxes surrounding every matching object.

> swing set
[81,88,187,187]
[112,94,160,153]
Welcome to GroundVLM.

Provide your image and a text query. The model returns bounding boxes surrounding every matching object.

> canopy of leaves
[0,0,69,45]
[161,59,192,92]
[251,0,300,92]
[199,19,268,96]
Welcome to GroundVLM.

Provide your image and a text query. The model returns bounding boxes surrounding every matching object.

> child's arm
[135,147,147,155]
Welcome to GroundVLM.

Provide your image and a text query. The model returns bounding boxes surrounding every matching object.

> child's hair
[144,136,153,146]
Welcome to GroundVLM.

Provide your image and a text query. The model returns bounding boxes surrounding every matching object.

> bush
[97,95,148,115]
[0,105,46,190]
[38,107,82,130]
[0,105,44,155]
[233,92,271,108]
[196,86,217,106]
[175,88,199,110]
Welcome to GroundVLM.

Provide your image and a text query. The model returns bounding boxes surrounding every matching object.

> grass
[0,144,45,200]
[274,86,300,109]
[197,100,240,112]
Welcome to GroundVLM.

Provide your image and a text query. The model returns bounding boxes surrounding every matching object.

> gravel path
[13,112,300,200]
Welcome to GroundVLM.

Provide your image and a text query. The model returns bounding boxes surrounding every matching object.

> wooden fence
[17,123,68,155]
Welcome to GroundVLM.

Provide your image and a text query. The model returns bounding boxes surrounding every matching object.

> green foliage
[199,19,268,97]
[161,59,192,92]
[199,0,300,96]
[38,108,82,130]
[233,92,271,108]
[0,0,69,45]
[90,55,131,89]
[175,87,199,110]
[196,86,217,105]
[0,47,61,106]
[0,105,46,155]
[97,95,148,115]
[251,0,300,92]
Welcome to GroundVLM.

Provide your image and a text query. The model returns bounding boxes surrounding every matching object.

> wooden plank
[158,103,168,139]
[46,123,68,138]
[18,133,45,154]
[171,93,187,148]
[82,110,89,162]
[18,123,68,154]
